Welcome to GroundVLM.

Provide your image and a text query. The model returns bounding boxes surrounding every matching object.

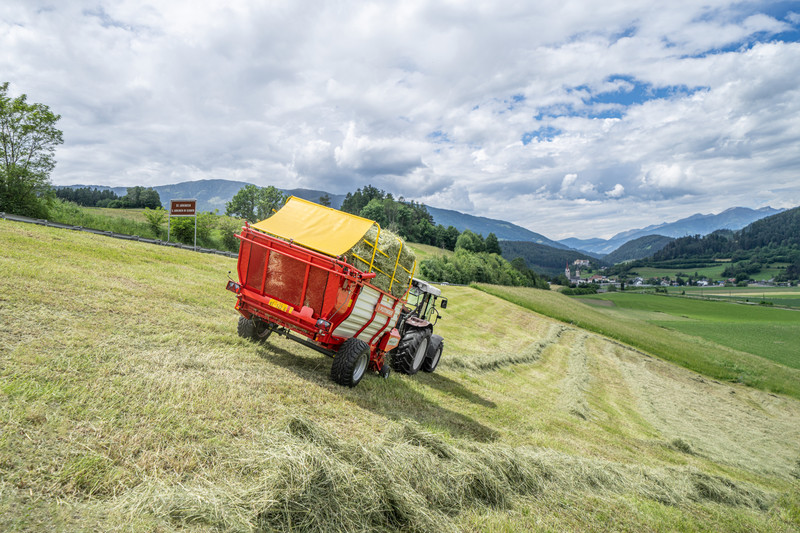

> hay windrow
[115,417,776,532]
[343,224,416,299]
[443,323,569,372]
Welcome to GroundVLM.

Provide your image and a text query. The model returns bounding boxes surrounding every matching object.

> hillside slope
[498,239,601,276]
[425,205,568,247]
[603,234,674,264]
[1,220,798,532]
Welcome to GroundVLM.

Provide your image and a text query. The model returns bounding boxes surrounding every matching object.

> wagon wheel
[422,335,443,373]
[331,338,370,387]
[237,316,273,342]
[253,319,273,342]
[391,328,431,375]
[237,316,255,339]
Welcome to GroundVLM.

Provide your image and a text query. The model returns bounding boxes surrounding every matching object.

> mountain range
[559,206,784,255]
[60,180,782,259]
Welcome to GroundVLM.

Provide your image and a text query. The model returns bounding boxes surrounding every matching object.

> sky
[2,1,799,240]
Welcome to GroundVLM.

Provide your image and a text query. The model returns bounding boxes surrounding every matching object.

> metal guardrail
[0,211,239,259]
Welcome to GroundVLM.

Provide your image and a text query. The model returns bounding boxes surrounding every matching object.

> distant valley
[559,206,783,255]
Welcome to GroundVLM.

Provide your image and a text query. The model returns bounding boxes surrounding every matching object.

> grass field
[2,220,800,531]
[476,284,800,399]
[632,264,730,280]
[82,206,149,222]
[406,242,453,263]
[629,263,787,282]
[48,203,244,252]
[663,286,800,309]
[576,293,800,370]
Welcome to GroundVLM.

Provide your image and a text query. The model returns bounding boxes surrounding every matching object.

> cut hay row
[115,417,775,532]
[557,332,593,420]
[442,323,569,372]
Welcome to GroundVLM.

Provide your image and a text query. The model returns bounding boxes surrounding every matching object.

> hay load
[250,197,416,299]
[343,224,416,299]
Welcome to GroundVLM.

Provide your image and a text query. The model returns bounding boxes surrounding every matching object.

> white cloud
[605,184,625,198]
[1,0,798,239]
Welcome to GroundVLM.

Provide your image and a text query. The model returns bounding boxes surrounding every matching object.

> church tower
[565,261,571,280]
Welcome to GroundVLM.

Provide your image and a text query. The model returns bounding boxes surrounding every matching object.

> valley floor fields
[628,263,789,282]
[576,292,800,370]
[662,286,800,310]
[2,220,799,532]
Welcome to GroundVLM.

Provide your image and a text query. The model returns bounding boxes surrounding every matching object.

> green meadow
[2,220,799,532]
[576,292,800,370]
[476,284,800,399]
[629,263,789,282]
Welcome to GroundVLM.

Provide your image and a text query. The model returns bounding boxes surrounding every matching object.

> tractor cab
[404,278,448,325]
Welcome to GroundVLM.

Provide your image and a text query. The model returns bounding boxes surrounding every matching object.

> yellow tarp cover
[251,196,377,257]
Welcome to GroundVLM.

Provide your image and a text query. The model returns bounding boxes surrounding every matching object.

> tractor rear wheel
[331,338,370,387]
[391,328,431,375]
[422,335,443,373]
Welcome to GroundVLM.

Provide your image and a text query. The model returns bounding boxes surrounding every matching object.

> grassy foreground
[2,220,799,531]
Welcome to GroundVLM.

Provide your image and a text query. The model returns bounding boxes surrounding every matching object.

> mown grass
[475,284,800,399]
[2,220,799,532]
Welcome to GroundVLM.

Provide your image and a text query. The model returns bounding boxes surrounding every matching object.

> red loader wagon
[226,197,447,387]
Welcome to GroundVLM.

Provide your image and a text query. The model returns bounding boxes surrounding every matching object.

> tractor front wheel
[422,334,443,373]
[331,338,370,387]
[391,328,431,375]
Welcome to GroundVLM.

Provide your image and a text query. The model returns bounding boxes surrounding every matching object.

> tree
[118,186,161,209]
[225,184,287,222]
[143,207,167,238]
[455,229,485,253]
[340,185,386,215]
[318,194,331,207]
[219,217,243,252]
[485,232,502,255]
[0,82,63,217]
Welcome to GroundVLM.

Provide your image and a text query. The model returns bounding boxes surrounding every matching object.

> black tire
[422,335,443,373]
[391,328,431,375]
[331,338,370,387]
[238,316,272,342]
[237,316,255,339]
[253,319,273,342]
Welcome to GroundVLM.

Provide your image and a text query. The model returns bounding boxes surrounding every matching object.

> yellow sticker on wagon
[268,298,293,314]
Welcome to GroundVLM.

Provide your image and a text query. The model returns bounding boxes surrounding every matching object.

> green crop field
[2,220,800,532]
[628,262,790,282]
[668,286,800,309]
[632,264,730,280]
[575,293,800,370]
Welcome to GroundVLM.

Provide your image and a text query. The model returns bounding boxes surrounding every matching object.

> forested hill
[603,234,673,264]
[653,206,800,261]
[425,205,569,248]
[499,240,600,277]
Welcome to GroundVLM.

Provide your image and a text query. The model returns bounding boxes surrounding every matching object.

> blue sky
[2,1,799,239]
